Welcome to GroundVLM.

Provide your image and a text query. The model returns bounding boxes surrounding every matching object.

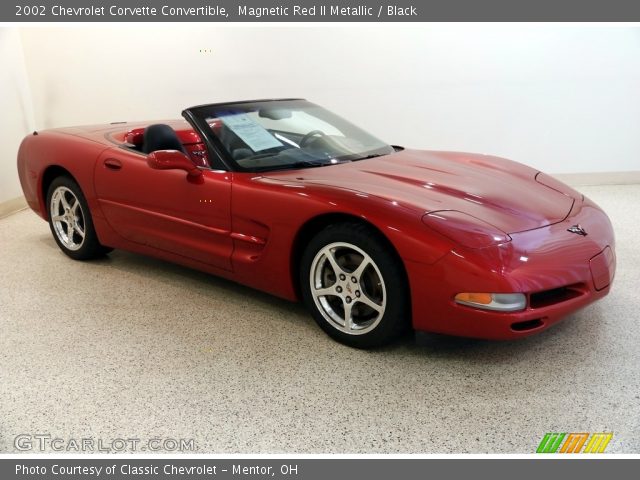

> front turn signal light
[455,292,527,312]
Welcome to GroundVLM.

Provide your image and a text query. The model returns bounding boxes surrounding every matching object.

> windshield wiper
[352,153,389,161]
[256,160,328,172]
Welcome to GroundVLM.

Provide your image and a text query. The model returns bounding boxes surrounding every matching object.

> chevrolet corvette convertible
[17,99,616,348]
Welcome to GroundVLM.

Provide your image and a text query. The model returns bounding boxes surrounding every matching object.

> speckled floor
[0,185,639,454]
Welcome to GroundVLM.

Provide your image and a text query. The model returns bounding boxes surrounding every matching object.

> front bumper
[408,197,616,339]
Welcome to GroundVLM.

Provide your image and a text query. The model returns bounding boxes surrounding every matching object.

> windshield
[188,99,395,172]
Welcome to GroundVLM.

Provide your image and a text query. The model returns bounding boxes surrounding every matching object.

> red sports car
[17,99,616,348]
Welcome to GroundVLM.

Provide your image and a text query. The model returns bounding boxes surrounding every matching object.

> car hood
[265,149,574,234]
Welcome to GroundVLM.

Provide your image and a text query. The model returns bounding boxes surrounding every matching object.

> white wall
[0,28,34,203]
[3,25,639,204]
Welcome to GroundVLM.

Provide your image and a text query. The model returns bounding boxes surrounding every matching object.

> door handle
[104,159,122,170]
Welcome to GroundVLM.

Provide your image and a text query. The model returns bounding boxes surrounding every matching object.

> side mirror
[147,150,202,178]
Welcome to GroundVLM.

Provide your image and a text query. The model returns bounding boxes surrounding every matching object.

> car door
[93,147,233,271]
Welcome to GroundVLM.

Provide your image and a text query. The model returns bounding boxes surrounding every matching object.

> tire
[46,176,112,260]
[300,222,410,348]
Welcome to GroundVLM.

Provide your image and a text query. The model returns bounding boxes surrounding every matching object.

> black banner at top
[3,0,640,22]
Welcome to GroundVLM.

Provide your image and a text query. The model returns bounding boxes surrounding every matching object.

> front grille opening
[511,318,545,332]
[529,284,585,309]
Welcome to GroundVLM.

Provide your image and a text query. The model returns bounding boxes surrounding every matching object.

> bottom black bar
[0,458,637,480]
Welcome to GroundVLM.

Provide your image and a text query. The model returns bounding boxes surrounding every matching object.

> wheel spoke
[71,199,80,214]
[52,215,65,223]
[356,294,384,313]
[75,224,85,239]
[68,223,77,244]
[60,192,71,210]
[313,286,336,298]
[351,256,372,283]
[343,301,354,331]
[323,248,344,277]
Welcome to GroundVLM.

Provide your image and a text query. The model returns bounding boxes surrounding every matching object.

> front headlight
[422,210,511,249]
[454,292,527,312]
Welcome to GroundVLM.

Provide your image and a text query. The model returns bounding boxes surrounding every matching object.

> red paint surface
[17,120,616,340]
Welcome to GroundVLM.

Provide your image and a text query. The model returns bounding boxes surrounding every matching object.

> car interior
[123,123,210,167]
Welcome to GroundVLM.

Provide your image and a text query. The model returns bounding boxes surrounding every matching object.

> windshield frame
[182,99,394,173]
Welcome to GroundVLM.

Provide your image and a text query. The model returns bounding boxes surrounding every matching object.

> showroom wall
[0,27,34,205]
[2,25,639,205]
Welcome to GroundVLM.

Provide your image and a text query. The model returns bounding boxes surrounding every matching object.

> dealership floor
[1,184,638,454]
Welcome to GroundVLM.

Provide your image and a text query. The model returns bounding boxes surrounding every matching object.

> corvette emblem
[567,224,588,236]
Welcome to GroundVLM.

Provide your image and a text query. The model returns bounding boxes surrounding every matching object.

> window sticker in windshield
[220,113,283,152]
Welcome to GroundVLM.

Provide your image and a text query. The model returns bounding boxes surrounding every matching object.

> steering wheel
[300,129,327,147]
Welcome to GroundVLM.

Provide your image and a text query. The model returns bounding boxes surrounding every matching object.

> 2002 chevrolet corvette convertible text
[17,99,616,348]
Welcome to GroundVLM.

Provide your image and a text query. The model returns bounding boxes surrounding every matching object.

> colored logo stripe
[583,433,613,453]
[559,433,589,453]
[537,433,566,453]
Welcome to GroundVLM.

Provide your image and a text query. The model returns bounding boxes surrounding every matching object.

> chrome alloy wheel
[49,186,86,251]
[309,242,386,335]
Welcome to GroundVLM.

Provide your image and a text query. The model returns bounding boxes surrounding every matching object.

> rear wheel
[300,222,410,348]
[47,176,112,260]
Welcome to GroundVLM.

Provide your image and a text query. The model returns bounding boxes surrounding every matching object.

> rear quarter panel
[17,131,111,220]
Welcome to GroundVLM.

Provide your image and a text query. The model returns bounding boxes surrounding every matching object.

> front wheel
[300,223,410,348]
[47,176,112,260]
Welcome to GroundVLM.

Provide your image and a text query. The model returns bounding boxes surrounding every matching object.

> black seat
[142,124,188,155]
